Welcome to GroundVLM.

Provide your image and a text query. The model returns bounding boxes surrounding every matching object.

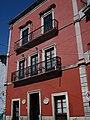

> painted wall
[0,60,7,115]
[77,0,90,101]
[6,0,90,119]
[8,0,78,74]
[6,68,84,117]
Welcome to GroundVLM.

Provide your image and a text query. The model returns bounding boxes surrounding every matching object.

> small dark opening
[89,101,90,107]
[30,93,40,120]
[12,101,19,120]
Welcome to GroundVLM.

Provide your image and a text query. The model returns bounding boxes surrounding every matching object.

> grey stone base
[6,116,90,120]
[6,116,28,120]
[70,117,90,120]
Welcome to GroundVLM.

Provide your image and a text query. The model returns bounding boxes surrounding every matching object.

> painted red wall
[6,0,85,118]
[6,68,84,116]
[7,0,78,82]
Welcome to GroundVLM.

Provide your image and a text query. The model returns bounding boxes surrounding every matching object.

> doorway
[52,92,69,120]
[12,99,20,120]
[29,92,40,120]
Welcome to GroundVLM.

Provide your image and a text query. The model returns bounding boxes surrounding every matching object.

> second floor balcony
[11,56,62,87]
[14,19,58,54]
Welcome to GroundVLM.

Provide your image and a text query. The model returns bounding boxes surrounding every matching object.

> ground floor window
[52,92,69,120]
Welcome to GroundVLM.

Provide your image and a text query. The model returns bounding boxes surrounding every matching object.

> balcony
[14,19,58,54]
[11,56,62,87]
[82,4,90,21]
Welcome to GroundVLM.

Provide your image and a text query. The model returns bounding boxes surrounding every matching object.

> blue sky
[0,0,35,55]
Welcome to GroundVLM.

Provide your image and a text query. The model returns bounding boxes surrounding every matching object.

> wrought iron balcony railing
[14,19,58,54]
[11,56,61,83]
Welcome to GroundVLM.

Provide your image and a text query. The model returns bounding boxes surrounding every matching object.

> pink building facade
[6,0,90,120]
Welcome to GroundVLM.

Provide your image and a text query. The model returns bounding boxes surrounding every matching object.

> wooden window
[19,59,25,79]
[22,28,29,45]
[41,9,54,34]
[20,24,30,46]
[55,96,67,114]
[45,47,55,71]
[31,54,38,75]
[44,13,53,33]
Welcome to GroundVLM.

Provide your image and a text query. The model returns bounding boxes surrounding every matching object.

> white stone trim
[72,0,84,60]
[84,51,90,64]
[7,26,12,54]
[42,116,53,120]
[27,90,41,120]
[6,26,12,86]
[79,66,90,116]
[74,22,84,60]
[52,92,69,120]
[62,63,78,71]
[87,0,90,5]
[70,116,90,120]
[20,116,28,120]
[6,115,90,120]
[11,98,20,120]
[79,7,86,20]
[6,116,11,120]
[72,0,90,115]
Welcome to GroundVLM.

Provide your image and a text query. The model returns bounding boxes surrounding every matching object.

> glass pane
[32,67,35,71]
[32,58,35,63]
[52,58,56,67]
[22,28,28,45]
[47,62,51,69]
[36,56,38,63]
[23,29,28,37]
[63,108,67,113]
[57,108,62,113]
[47,52,50,56]
[57,100,61,102]
[63,102,66,107]
[44,13,52,33]
[62,99,66,102]
[51,49,54,57]
[31,54,38,75]
[57,102,61,108]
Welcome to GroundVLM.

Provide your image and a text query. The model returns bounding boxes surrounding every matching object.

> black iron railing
[11,56,61,82]
[14,19,58,50]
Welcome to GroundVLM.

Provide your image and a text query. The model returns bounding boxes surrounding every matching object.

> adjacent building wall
[0,55,7,119]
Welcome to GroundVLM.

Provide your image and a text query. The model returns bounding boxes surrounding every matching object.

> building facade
[0,55,7,120]
[6,0,90,120]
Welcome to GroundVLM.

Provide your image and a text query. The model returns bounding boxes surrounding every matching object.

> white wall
[0,61,7,114]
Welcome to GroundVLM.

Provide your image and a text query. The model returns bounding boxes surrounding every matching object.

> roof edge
[9,0,46,25]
